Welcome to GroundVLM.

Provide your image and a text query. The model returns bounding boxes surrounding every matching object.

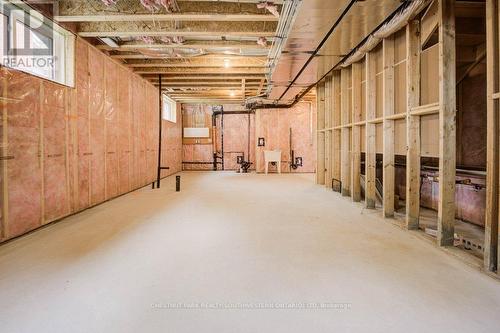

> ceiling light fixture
[224,58,231,68]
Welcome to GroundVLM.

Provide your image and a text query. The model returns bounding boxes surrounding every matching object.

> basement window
[0,12,6,58]
[162,94,177,123]
[0,1,75,86]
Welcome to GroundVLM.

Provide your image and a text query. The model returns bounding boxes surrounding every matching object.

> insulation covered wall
[0,38,182,243]
[255,102,317,173]
[181,104,214,171]
[181,104,255,171]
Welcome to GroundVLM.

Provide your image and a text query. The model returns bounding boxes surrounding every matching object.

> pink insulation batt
[0,38,182,243]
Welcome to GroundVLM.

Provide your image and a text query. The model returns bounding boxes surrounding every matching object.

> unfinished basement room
[1,0,500,332]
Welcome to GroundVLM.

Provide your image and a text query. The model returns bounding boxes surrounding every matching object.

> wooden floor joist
[437,0,457,247]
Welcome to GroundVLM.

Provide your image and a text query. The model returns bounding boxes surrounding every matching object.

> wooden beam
[241,79,246,102]
[98,43,270,51]
[111,54,268,59]
[134,68,268,76]
[383,36,395,218]
[437,0,456,247]
[324,75,332,187]
[155,83,264,87]
[351,62,362,202]
[128,64,268,68]
[340,68,351,197]
[332,72,342,184]
[79,31,275,38]
[145,76,265,80]
[316,81,326,185]
[55,14,278,22]
[485,0,499,272]
[257,79,266,95]
[410,102,440,116]
[1,71,8,240]
[406,20,421,230]
[421,0,439,47]
[365,52,377,208]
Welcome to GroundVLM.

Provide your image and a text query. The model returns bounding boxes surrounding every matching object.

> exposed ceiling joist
[110,54,268,59]
[97,42,270,51]
[79,31,275,38]
[128,64,267,68]
[54,14,278,22]
[176,0,283,3]
[77,20,276,38]
[165,88,256,92]
[152,81,264,85]
[66,0,283,103]
[257,78,266,95]
[144,75,265,80]
[134,68,268,74]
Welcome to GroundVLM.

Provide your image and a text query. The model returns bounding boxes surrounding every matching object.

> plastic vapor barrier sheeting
[0,38,182,243]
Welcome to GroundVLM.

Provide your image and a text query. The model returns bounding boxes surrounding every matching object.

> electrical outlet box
[295,157,303,167]
[237,156,244,164]
[258,137,265,147]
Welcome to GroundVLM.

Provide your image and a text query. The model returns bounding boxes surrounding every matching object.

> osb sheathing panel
[360,81,366,121]
[458,69,487,168]
[375,74,384,119]
[360,125,366,153]
[0,37,182,243]
[394,29,407,63]
[255,102,316,173]
[394,63,407,114]
[376,123,383,154]
[421,113,439,157]
[394,119,407,156]
[421,44,439,105]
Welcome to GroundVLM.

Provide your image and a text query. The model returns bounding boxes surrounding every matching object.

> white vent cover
[184,127,210,138]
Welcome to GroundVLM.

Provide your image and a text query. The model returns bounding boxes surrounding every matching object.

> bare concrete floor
[0,172,499,333]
